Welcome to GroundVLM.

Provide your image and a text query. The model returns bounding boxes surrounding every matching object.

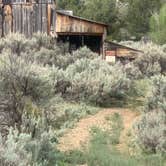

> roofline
[56,10,109,27]
[105,40,143,53]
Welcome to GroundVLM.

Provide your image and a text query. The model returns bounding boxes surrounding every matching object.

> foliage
[0,117,58,166]
[126,0,163,39]
[44,100,99,136]
[60,150,86,165]
[52,58,131,105]
[82,0,117,35]
[0,33,166,165]
[34,46,96,69]
[134,110,166,154]
[57,0,166,40]
[120,41,166,75]
[57,112,165,165]
[135,75,166,154]
[57,0,85,16]
[0,33,32,56]
[134,50,161,77]
[107,113,123,145]
[150,4,166,45]
[145,75,166,112]
[0,51,53,134]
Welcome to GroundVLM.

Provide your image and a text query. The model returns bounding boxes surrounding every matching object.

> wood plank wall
[0,0,56,37]
[104,42,140,58]
[56,13,106,34]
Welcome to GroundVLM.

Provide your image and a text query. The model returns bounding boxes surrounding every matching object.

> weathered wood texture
[0,0,56,37]
[104,41,141,58]
[56,12,107,35]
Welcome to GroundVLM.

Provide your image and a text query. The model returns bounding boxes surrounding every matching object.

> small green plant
[108,113,123,145]
[61,150,86,165]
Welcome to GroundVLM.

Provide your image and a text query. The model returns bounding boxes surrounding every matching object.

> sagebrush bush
[145,75,166,112]
[135,110,166,154]
[0,111,59,166]
[0,33,165,163]
[43,99,99,134]
[0,33,32,56]
[120,41,166,75]
[134,75,166,154]
[52,58,131,105]
[0,123,58,166]
[0,51,54,134]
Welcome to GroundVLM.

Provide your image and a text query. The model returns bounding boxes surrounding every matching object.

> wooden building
[0,0,141,60]
[55,11,107,55]
[0,0,107,55]
[104,41,142,63]
[0,0,56,37]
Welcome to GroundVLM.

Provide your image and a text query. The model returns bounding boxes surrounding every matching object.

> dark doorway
[57,35,102,54]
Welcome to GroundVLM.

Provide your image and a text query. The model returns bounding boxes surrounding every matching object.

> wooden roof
[56,11,108,35]
[105,40,143,53]
[56,10,108,27]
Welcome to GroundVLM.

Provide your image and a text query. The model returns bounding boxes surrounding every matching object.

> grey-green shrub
[0,111,58,166]
[134,110,166,153]
[0,33,32,56]
[52,58,131,105]
[34,46,97,69]
[134,48,162,77]
[134,75,166,154]
[0,51,54,134]
[120,41,166,75]
[0,125,58,166]
[145,75,166,112]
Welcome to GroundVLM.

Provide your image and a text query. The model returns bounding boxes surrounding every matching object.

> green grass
[108,113,123,144]
[53,101,99,136]
[58,112,165,166]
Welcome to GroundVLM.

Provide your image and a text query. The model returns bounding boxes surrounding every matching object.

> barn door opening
[57,35,102,54]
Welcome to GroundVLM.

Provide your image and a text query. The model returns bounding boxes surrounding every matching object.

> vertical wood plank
[0,14,2,37]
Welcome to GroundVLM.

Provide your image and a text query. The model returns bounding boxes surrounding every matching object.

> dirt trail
[57,108,139,152]
[116,110,139,153]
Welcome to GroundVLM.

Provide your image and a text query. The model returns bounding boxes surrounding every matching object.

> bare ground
[57,108,139,153]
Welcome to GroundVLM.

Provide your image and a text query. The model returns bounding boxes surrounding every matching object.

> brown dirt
[57,108,139,152]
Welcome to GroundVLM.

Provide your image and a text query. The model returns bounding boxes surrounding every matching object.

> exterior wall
[0,0,56,37]
[56,13,106,34]
[116,48,139,57]
[104,41,141,62]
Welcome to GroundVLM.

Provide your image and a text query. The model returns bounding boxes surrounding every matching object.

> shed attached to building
[104,41,143,63]
[55,10,108,55]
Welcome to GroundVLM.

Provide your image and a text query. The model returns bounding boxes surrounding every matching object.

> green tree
[82,0,117,36]
[126,0,163,40]
[57,0,85,16]
[82,0,116,23]
[150,4,166,45]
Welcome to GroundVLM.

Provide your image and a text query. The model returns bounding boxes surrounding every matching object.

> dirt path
[116,110,139,154]
[57,108,139,152]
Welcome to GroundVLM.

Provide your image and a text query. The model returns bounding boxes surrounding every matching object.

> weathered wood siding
[116,48,139,57]
[104,41,141,59]
[56,12,107,34]
[0,0,56,37]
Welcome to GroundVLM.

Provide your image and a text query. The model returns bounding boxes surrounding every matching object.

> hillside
[0,34,165,166]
